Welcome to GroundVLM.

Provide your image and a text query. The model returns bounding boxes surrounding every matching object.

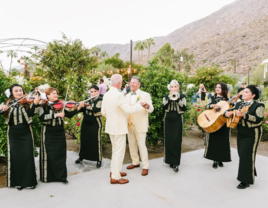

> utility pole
[128,40,133,82]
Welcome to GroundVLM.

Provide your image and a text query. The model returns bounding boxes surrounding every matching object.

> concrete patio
[0,148,267,208]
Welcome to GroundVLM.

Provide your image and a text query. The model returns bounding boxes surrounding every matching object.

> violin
[52,100,90,111]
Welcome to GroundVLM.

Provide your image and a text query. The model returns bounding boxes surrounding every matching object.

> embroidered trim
[96,101,102,108]
[178,97,186,107]
[256,106,265,118]
[7,126,10,187]
[163,97,168,106]
[38,107,44,117]
[248,115,256,122]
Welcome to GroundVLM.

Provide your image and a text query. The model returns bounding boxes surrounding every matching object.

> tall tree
[134,42,141,65]
[39,34,98,99]
[31,46,40,71]
[145,38,155,61]
[90,47,102,59]
[139,41,147,65]
[7,50,18,76]
[100,51,108,59]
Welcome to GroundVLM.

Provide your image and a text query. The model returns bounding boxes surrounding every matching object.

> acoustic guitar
[197,91,244,133]
[226,106,249,128]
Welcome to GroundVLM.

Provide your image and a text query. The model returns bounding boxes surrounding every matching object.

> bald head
[111,74,123,89]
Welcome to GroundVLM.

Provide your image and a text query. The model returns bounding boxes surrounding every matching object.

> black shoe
[213,161,219,169]
[30,186,36,189]
[17,186,24,191]
[173,165,179,172]
[170,164,174,168]
[219,162,224,167]
[96,161,102,168]
[237,182,250,189]
[63,180,69,184]
[75,158,83,164]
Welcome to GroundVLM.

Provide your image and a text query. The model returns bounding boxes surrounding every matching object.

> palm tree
[145,38,155,61]
[19,56,34,79]
[100,51,108,59]
[90,47,102,59]
[134,42,141,65]
[139,41,147,65]
[7,50,18,76]
[31,46,39,71]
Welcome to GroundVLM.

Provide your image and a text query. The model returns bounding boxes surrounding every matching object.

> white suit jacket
[126,90,154,133]
[101,87,143,135]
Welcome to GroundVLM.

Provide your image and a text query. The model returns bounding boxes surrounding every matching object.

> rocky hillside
[98,0,268,72]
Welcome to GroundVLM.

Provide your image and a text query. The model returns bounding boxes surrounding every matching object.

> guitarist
[204,82,232,169]
[224,85,264,189]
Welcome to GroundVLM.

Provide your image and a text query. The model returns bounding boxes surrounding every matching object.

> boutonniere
[137,95,140,102]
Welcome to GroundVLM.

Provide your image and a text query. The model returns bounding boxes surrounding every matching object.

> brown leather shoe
[110,178,129,184]
[142,169,149,176]
[127,164,140,169]
[110,172,127,178]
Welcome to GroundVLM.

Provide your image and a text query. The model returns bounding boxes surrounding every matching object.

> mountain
[97,0,268,72]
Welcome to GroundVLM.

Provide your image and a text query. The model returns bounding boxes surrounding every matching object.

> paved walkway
[0,148,267,208]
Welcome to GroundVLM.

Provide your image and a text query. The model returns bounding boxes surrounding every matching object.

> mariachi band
[0,79,265,191]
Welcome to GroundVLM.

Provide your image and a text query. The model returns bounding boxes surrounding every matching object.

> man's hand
[140,102,150,109]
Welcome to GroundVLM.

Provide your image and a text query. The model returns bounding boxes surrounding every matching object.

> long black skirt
[204,123,231,162]
[164,111,183,166]
[40,125,67,183]
[237,125,262,184]
[79,116,102,161]
[7,124,37,187]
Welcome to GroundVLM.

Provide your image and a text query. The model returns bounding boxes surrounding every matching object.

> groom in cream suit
[126,76,154,176]
[101,74,144,184]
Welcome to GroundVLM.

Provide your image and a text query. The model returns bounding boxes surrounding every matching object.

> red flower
[265,121,268,124]
[77,122,81,126]
[197,109,201,111]
[195,105,198,107]
[77,118,81,120]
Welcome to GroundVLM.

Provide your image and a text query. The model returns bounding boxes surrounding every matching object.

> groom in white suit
[126,76,154,176]
[101,74,144,184]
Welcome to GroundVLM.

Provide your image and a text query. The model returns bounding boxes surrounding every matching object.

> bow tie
[131,92,137,95]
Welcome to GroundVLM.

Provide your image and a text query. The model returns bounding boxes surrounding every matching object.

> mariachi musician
[203,82,231,169]
[38,87,84,184]
[0,84,40,191]
[75,85,103,168]
[224,85,264,189]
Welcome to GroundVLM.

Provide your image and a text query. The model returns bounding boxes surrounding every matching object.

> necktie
[131,92,136,95]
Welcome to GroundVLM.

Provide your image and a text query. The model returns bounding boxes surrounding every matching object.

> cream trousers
[128,124,149,169]
[110,134,126,180]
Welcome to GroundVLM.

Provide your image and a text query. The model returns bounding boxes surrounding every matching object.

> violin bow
[62,85,69,113]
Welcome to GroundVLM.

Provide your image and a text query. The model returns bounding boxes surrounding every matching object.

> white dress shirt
[130,89,141,105]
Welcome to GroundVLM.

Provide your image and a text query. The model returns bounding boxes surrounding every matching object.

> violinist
[75,85,103,168]
[0,84,41,191]
[203,82,231,169]
[224,85,264,189]
[38,87,84,184]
